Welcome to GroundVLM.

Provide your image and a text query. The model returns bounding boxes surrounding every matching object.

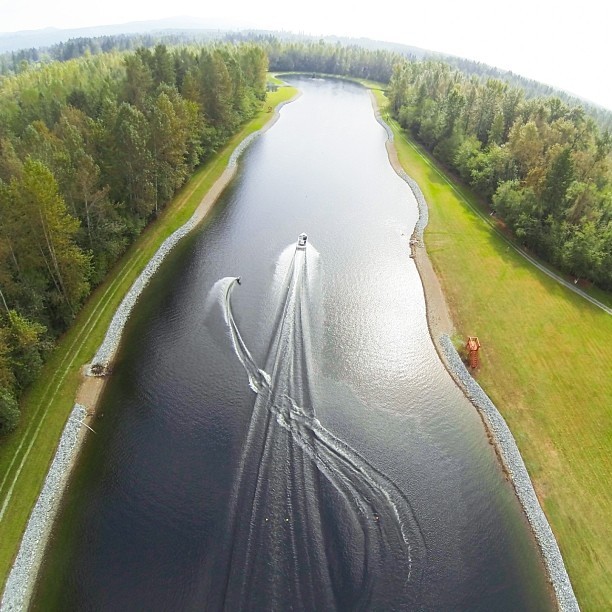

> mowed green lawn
[0,84,297,594]
[372,90,611,610]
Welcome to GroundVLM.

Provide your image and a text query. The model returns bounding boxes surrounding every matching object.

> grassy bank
[372,89,611,610]
[0,83,297,594]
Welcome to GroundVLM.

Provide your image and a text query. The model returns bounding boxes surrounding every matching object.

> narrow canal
[33,77,553,610]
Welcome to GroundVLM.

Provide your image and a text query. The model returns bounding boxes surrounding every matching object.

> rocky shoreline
[87,214,199,373]
[372,112,428,243]
[1,404,87,611]
[372,96,578,611]
[439,335,578,611]
[89,94,299,375]
[0,93,299,612]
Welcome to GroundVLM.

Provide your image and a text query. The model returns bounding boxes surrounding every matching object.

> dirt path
[374,103,456,349]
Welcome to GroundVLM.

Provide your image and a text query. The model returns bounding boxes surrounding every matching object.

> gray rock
[1,405,87,612]
[438,339,579,611]
[376,110,579,611]
[1,110,297,610]
[374,114,428,242]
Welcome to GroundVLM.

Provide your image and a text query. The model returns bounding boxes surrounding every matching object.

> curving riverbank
[370,92,579,611]
[0,404,87,611]
[0,91,299,612]
[88,93,300,375]
[438,336,578,611]
[3,79,577,610]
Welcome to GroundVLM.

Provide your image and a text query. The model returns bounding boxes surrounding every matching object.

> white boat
[297,233,308,249]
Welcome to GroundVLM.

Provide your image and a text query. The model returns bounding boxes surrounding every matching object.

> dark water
[34,78,553,610]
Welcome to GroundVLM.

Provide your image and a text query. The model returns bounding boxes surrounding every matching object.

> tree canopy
[387,60,612,291]
[1,38,611,434]
[0,42,268,432]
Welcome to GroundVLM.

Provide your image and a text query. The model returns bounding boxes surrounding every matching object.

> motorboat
[297,233,308,249]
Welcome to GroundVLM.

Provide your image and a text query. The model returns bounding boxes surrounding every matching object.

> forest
[5,31,612,130]
[0,38,611,434]
[0,43,267,432]
[264,41,612,294]
[386,60,612,290]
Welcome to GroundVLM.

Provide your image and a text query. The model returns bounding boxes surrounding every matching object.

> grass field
[0,83,297,595]
[372,89,611,610]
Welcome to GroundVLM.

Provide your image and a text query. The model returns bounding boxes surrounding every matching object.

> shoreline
[369,92,578,611]
[77,90,299,413]
[86,92,301,377]
[2,80,578,610]
[0,90,299,612]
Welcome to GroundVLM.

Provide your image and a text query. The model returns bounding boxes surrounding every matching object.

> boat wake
[211,239,425,610]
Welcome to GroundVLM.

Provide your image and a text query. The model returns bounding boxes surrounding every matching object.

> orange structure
[466,336,481,368]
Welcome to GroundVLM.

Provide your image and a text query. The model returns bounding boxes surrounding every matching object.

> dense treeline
[0,33,223,74]
[258,39,402,84]
[5,30,612,131]
[442,57,612,132]
[2,38,611,434]
[387,60,612,290]
[0,43,267,432]
[2,36,402,87]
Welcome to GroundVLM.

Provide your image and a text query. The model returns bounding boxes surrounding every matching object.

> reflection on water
[213,240,424,609]
[33,77,553,611]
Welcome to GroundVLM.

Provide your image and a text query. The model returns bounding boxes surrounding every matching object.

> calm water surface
[34,78,553,610]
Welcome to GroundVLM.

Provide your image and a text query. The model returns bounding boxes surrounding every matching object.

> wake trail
[210,240,425,610]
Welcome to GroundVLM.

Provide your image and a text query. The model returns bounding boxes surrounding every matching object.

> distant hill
[0,17,245,53]
[0,19,438,57]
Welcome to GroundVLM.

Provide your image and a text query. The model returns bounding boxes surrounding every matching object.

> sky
[1,0,611,111]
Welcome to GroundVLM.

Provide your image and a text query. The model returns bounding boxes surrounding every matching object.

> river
[33,77,553,610]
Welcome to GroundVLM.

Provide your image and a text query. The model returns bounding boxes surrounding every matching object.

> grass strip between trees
[0,83,297,594]
[371,89,611,611]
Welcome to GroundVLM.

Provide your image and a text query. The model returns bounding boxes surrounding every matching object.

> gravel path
[372,101,579,611]
[1,404,87,612]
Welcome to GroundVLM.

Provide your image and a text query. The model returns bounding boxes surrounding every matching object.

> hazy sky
[2,0,611,110]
